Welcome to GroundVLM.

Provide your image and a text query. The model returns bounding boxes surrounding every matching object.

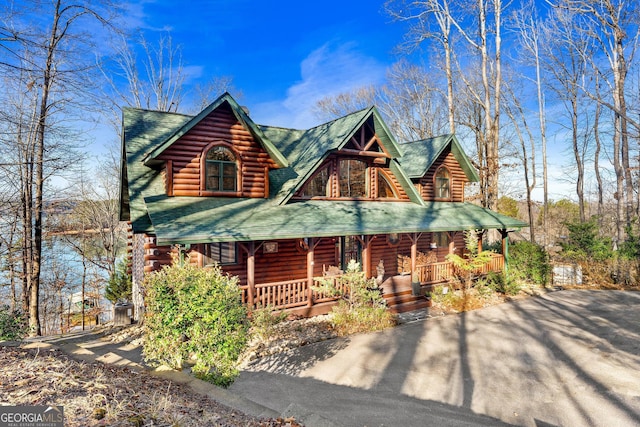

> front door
[341,235,362,270]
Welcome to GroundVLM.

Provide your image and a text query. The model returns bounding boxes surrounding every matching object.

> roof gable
[399,134,479,182]
[267,106,421,204]
[142,92,288,168]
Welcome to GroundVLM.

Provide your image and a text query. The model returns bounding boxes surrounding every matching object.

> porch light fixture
[387,233,400,246]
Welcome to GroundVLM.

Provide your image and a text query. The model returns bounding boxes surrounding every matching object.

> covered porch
[237,232,508,316]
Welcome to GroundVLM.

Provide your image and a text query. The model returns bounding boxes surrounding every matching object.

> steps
[383,288,432,314]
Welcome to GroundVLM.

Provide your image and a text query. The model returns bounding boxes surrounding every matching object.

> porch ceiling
[143,196,528,245]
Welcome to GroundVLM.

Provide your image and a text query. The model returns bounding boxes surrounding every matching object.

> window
[435,167,450,199]
[339,159,367,197]
[203,242,237,266]
[205,146,237,192]
[377,171,398,198]
[341,236,362,268]
[300,165,331,197]
[433,232,450,248]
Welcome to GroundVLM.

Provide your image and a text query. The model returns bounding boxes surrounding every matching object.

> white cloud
[252,42,387,129]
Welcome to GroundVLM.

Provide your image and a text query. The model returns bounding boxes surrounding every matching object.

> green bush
[509,240,550,286]
[561,217,612,262]
[0,307,28,341]
[105,259,132,304]
[143,259,249,387]
[486,271,521,296]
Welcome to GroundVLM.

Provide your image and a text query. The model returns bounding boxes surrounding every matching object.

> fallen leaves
[1,346,302,426]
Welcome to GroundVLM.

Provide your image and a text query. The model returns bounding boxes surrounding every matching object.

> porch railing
[240,276,349,311]
[415,253,505,285]
[241,254,505,311]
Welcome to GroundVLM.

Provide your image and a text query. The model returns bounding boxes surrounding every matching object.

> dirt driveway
[230,290,640,427]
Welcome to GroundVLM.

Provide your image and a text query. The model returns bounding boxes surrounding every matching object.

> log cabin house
[119,92,526,320]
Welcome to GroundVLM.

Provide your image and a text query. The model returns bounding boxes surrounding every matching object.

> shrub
[561,217,612,262]
[446,231,494,289]
[0,307,28,341]
[249,305,289,340]
[317,260,396,336]
[105,259,132,304]
[429,285,489,312]
[143,258,249,387]
[509,240,550,286]
[486,271,521,296]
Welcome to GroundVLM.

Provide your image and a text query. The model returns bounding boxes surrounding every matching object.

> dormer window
[205,145,237,192]
[377,171,398,199]
[435,167,450,199]
[339,159,367,198]
[300,165,331,198]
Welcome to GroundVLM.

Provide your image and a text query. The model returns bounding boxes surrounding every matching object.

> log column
[499,229,510,273]
[307,238,315,308]
[408,233,421,280]
[247,241,255,309]
[358,235,374,279]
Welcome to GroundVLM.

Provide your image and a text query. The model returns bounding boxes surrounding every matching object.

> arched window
[339,159,367,198]
[435,167,450,199]
[205,146,237,192]
[299,165,331,198]
[377,171,398,199]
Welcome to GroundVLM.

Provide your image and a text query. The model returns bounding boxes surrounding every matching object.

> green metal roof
[399,134,479,182]
[143,195,527,245]
[119,108,192,232]
[263,106,416,204]
[119,93,526,243]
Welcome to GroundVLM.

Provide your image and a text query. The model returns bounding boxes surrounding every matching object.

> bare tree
[314,86,378,122]
[386,0,457,133]
[503,81,537,242]
[387,0,505,211]
[191,76,239,113]
[510,0,550,244]
[377,61,449,141]
[103,32,184,113]
[553,0,640,242]
[0,0,114,335]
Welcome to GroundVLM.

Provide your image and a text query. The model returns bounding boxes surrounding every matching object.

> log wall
[157,102,278,198]
[141,232,467,286]
[419,151,468,202]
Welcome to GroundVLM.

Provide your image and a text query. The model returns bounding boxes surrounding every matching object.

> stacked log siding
[420,151,468,202]
[157,103,278,197]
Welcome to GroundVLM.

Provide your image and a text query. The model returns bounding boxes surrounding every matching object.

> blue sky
[102,0,583,201]
[125,0,411,129]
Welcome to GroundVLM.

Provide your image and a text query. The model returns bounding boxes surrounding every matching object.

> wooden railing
[416,253,505,285]
[241,254,505,310]
[240,276,348,311]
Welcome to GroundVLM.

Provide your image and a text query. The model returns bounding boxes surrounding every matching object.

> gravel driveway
[230,290,640,427]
